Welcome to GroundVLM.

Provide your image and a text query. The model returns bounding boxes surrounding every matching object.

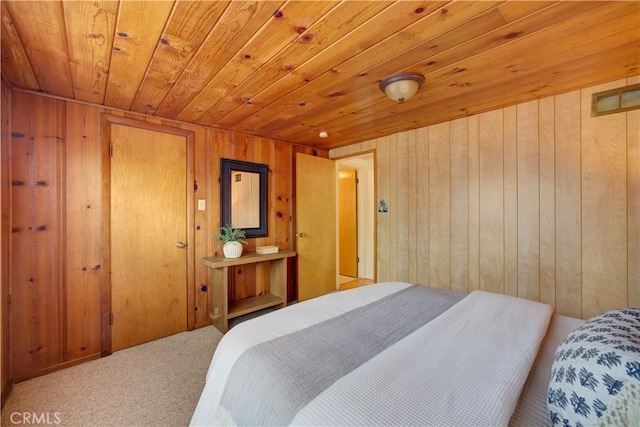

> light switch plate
[197,199,206,211]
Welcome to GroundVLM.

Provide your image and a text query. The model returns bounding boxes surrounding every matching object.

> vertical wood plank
[628,77,640,308]
[395,132,409,282]
[11,92,65,378]
[254,138,274,295]
[429,123,450,289]
[65,102,102,360]
[450,118,468,293]
[555,90,582,318]
[192,124,211,327]
[406,131,417,283]
[387,134,399,282]
[271,141,293,250]
[1,81,12,394]
[503,105,518,297]
[581,81,628,318]
[376,136,391,282]
[539,96,556,307]
[413,128,432,286]
[517,100,540,301]
[478,110,504,294]
[415,129,430,286]
[468,116,480,292]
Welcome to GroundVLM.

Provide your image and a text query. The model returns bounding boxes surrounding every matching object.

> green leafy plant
[213,224,247,244]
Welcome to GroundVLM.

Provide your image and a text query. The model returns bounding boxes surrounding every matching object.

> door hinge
[109,141,113,157]
[109,312,114,325]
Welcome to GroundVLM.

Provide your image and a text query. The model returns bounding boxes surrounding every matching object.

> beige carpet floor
[1,326,222,427]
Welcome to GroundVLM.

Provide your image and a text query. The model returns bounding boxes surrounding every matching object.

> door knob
[296,233,307,238]
[176,241,187,248]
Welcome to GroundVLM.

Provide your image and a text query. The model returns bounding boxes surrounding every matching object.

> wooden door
[338,166,358,277]
[296,154,336,301]
[110,124,188,351]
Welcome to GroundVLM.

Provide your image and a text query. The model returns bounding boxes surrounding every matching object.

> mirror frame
[220,158,268,238]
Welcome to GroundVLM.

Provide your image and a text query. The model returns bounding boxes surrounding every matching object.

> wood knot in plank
[29,345,43,354]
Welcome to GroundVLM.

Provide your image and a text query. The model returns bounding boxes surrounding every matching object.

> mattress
[191,282,584,426]
[509,314,584,426]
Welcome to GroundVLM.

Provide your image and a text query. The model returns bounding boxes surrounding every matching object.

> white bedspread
[191,283,553,426]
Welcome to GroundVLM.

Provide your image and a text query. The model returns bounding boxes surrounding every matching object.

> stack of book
[256,245,279,254]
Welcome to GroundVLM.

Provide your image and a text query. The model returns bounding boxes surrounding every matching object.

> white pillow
[547,308,640,427]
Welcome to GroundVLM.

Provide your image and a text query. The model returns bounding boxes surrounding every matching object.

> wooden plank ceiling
[1,1,638,149]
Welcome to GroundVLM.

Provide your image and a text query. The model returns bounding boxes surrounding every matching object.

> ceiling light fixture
[379,72,425,103]
[319,131,328,138]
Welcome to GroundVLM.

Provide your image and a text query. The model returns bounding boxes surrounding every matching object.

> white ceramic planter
[223,241,243,258]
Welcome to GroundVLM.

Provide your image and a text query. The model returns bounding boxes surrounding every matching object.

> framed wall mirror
[220,158,268,238]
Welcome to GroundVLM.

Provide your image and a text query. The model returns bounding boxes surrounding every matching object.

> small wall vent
[592,83,640,117]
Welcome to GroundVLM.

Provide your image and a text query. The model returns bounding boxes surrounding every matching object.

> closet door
[110,124,188,351]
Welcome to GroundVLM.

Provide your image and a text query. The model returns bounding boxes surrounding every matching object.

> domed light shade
[379,72,425,103]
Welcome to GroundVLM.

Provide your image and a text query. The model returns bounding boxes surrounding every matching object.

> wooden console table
[200,250,296,333]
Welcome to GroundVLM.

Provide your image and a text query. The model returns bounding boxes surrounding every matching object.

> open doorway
[336,153,375,290]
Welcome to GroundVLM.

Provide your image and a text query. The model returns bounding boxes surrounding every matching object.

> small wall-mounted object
[592,83,640,117]
[378,199,388,213]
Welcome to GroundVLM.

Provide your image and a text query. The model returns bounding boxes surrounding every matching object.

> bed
[190,282,638,426]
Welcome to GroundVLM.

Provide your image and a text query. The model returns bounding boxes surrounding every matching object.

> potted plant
[213,224,247,258]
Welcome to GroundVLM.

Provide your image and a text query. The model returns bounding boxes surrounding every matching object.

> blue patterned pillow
[547,308,640,427]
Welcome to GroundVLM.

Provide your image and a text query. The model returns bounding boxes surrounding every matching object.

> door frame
[334,150,377,282]
[100,115,195,356]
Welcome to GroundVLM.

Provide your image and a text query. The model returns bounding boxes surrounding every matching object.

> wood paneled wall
[331,76,640,320]
[2,88,324,380]
[1,80,11,402]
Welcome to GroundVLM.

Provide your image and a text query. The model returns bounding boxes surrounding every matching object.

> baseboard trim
[13,353,101,383]
[1,380,12,408]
